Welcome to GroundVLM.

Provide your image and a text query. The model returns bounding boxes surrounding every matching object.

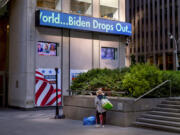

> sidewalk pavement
[0,108,179,135]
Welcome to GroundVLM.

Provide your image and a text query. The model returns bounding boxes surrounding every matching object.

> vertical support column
[119,44,126,68]
[178,0,180,53]
[119,0,126,22]
[92,0,100,68]
[125,0,130,22]
[173,53,176,70]
[135,0,138,63]
[119,37,126,68]
[167,0,170,49]
[172,0,176,45]
[131,0,135,63]
[143,0,147,62]
[139,0,142,55]
[61,0,70,95]
[163,52,166,70]
[62,0,71,13]
[172,0,176,70]
[61,29,70,96]
[125,43,130,67]
[177,0,180,70]
[93,0,100,18]
[92,33,100,69]
[152,0,156,64]
[26,0,36,108]
[162,0,166,70]
[157,0,160,52]
[9,0,36,108]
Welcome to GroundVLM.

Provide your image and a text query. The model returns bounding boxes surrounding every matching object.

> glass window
[71,0,92,16]
[37,0,61,10]
[100,0,118,20]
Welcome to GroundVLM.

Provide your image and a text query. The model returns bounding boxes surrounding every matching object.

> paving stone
[0,108,179,135]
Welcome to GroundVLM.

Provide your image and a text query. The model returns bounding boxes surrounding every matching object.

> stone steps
[153,107,180,113]
[149,111,180,118]
[137,118,180,127]
[168,98,180,101]
[134,98,180,133]
[141,114,180,122]
[135,122,180,133]
[157,104,180,109]
[161,100,180,105]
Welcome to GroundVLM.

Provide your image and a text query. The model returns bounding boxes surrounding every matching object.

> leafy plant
[161,70,180,97]
[71,68,127,94]
[121,63,163,97]
[70,64,180,98]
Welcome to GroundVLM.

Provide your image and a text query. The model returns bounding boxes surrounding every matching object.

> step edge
[135,121,180,131]
[142,114,180,120]
[137,118,180,126]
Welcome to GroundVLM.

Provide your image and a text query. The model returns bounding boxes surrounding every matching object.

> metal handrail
[134,80,171,102]
[68,90,125,96]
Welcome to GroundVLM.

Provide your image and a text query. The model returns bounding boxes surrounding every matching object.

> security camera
[125,42,129,46]
[126,38,131,46]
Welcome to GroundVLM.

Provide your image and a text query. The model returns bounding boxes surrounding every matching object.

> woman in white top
[95,88,107,127]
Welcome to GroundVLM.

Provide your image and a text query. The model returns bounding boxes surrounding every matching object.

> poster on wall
[37,41,57,56]
[70,69,88,84]
[35,68,61,107]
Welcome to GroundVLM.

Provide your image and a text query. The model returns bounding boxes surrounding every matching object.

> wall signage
[70,69,88,84]
[36,9,132,36]
[35,68,61,107]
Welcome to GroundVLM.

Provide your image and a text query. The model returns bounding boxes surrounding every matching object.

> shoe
[102,125,104,128]
[95,124,100,128]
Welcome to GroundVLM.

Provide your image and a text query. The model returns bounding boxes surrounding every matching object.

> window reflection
[37,0,61,10]
[71,0,92,16]
[100,0,119,20]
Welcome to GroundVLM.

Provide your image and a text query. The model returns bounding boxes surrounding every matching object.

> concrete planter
[63,95,165,127]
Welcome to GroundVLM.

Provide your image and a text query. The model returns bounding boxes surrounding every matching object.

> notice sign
[35,68,61,106]
[70,69,88,84]
[36,9,132,36]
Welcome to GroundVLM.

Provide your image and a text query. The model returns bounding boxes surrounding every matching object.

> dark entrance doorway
[0,4,9,107]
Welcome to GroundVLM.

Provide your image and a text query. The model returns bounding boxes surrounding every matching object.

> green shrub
[70,64,180,98]
[122,63,163,97]
[70,68,129,93]
[161,71,180,96]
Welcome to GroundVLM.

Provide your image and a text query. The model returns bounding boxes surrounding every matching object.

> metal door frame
[0,71,6,107]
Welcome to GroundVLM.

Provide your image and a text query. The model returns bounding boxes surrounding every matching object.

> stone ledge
[64,96,166,126]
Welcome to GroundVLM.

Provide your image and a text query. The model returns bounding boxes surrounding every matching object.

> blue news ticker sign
[36,9,132,36]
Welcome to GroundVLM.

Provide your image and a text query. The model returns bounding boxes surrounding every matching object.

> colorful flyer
[70,69,88,84]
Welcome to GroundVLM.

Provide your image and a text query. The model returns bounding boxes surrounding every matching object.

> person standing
[95,88,107,127]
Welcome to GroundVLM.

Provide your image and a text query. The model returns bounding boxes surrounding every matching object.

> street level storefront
[8,0,131,108]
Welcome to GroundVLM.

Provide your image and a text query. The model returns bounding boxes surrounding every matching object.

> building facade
[126,0,180,70]
[0,0,131,108]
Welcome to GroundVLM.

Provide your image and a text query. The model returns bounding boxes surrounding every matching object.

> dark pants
[96,111,106,125]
